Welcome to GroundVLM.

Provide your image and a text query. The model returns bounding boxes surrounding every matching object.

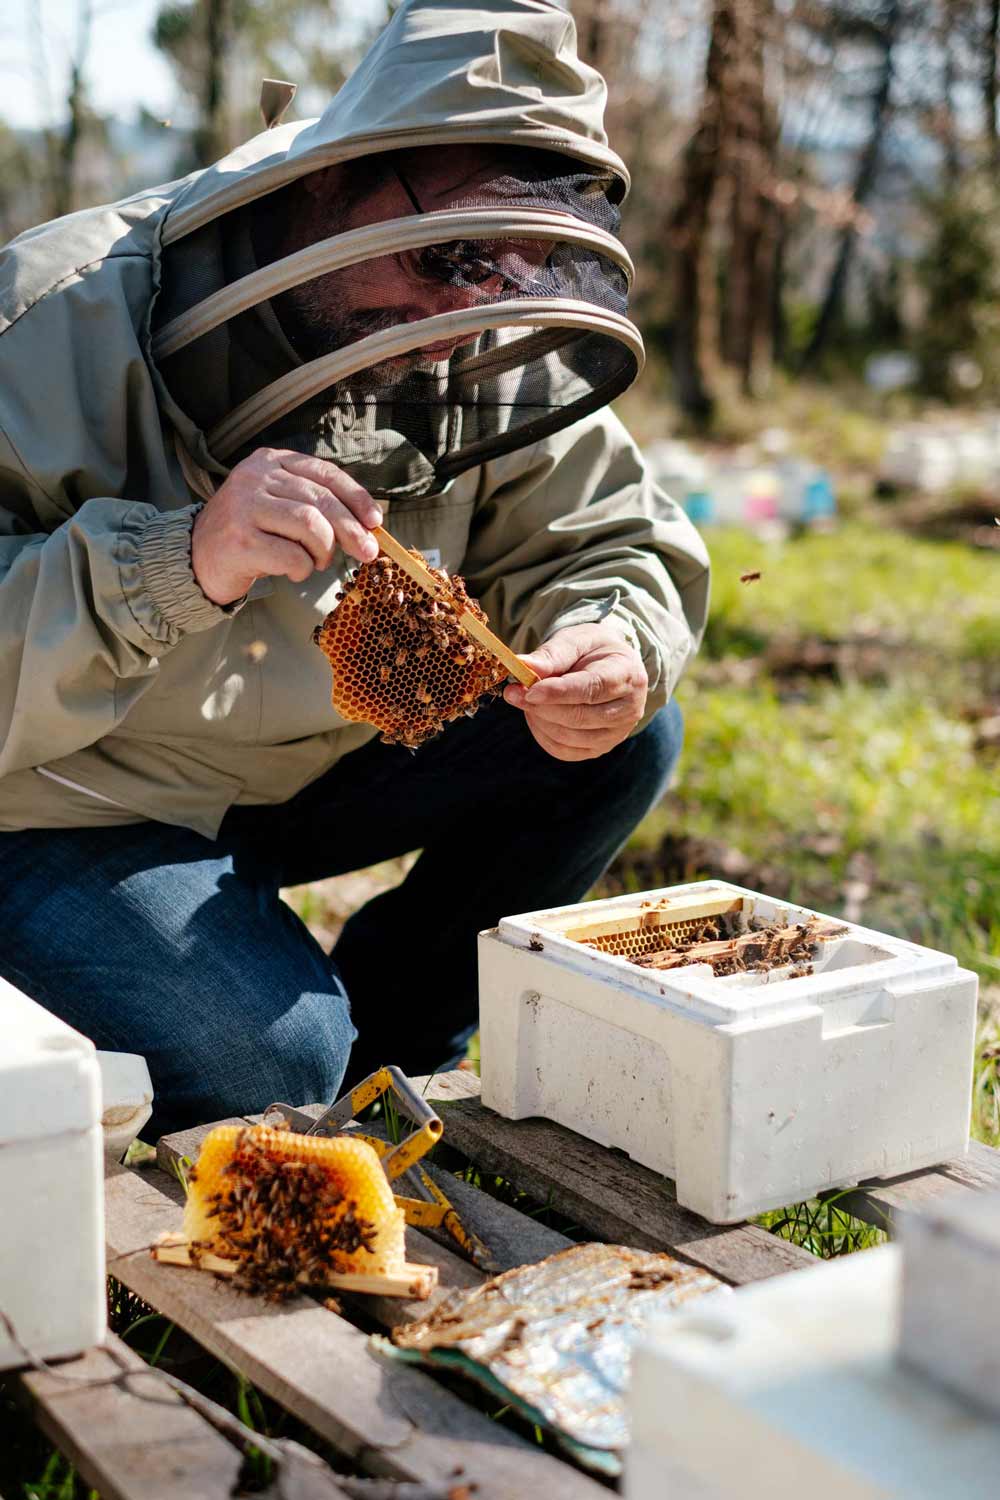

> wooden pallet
[14,1070,1000,1499]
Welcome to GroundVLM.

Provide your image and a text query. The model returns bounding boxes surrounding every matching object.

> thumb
[517,626,593,681]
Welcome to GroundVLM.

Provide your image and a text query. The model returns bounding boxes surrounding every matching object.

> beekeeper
[0,0,709,1138]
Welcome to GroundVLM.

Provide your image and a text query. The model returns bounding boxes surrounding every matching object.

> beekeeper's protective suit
[0,0,709,1133]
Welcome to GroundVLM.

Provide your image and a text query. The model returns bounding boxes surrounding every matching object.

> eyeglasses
[392,163,531,293]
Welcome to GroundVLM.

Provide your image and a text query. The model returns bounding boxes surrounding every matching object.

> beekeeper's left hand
[504,622,648,762]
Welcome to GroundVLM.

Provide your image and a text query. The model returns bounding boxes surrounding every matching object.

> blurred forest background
[1,0,998,1122]
[4,0,1000,412]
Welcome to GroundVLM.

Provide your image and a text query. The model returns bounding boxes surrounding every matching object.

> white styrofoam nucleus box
[479,881,978,1222]
[625,1245,1000,1500]
[899,1188,1000,1418]
[96,1050,154,1164]
[0,978,107,1370]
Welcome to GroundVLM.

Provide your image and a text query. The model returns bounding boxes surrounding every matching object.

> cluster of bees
[313,551,508,749]
[634,914,833,978]
[186,1126,379,1301]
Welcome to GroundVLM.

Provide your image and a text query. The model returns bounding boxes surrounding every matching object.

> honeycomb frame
[314,550,510,749]
[183,1124,407,1297]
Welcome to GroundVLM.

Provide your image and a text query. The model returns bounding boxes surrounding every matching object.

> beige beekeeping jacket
[0,0,709,839]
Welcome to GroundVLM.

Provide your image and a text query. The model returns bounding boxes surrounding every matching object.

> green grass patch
[702,522,1000,671]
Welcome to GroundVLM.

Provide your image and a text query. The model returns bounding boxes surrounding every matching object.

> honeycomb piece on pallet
[183,1124,406,1297]
[313,551,509,749]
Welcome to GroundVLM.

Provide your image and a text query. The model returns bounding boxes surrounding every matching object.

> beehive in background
[183,1124,406,1294]
[314,552,508,748]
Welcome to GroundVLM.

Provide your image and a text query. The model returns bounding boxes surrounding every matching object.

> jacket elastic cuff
[121,505,241,645]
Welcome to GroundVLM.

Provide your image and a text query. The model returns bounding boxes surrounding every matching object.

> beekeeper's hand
[192,448,383,607]
[504,622,648,761]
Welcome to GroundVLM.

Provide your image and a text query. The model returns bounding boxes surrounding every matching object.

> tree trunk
[987,0,1000,168]
[721,0,779,395]
[801,0,901,369]
[940,2,961,181]
[668,1,736,424]
[193,0,232,167]
[50,0,93,219]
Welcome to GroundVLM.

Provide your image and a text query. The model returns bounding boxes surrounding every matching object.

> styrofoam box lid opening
[496,881,959,1024]
[0,977,101,1143]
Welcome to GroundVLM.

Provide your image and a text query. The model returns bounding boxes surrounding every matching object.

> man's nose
[407,278,502,320]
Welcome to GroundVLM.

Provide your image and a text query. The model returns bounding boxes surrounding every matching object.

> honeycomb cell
[313,550,510,748]
[576,916,712,959]
[183,1124,406,1294]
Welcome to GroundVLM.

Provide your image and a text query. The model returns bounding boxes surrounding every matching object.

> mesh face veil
[153,145,642,501]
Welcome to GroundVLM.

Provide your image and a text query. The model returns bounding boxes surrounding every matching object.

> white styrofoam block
[0,978,106,1371]
[97,1051,154,1163]
[479,881,977,1222]
[625,1246,1000,1500]
[899,1188,1000,1417]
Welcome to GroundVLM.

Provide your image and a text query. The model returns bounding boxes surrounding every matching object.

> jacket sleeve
[0,427,235,777]
[461,409,711,720]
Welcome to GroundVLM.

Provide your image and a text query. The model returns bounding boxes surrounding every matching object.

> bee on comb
[313,526,537,750]
[180,1125,407,1300]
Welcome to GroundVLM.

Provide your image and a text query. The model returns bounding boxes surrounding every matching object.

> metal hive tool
[313,525,538,749]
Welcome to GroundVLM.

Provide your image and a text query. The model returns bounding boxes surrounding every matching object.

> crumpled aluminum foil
[393,1242,726,1452]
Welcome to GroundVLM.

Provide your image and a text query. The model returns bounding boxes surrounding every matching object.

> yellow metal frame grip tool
[265,1066,494,1271]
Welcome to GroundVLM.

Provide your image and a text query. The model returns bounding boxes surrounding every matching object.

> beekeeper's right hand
[191,447,383,607]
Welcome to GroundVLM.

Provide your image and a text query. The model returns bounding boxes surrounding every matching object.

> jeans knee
[151,983,356,1137]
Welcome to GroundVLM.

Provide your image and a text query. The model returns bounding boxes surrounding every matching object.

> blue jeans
[0,700,683,1138]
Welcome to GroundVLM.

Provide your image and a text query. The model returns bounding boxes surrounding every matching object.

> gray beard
[284,288,446,385]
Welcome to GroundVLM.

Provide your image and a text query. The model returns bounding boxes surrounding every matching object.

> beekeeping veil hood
[152,0,642,501]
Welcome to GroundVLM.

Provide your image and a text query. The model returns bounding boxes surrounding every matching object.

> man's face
[283,147,553,367]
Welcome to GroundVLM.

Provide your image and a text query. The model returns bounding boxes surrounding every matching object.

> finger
[518,629,600,681]
[265,477,378,563]
[522,695,637,730]
[244,532,316,585]
[527,721,598,762]
[524,667,630,707]
[276,452,384,529]
[251,494,337,569]
[525,713,625,750]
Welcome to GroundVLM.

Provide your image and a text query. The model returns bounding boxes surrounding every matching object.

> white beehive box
[899,1188,1000,1417]
[625,1243,1000,1500]
[0,978,106,1370]
[479,881,977,1222]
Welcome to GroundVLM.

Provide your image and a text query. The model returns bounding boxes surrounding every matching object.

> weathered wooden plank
[827,1140,1000,1234]
[17,1334,244,1500]
[104,1165,608,1500]
[418,1072,817,1284]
